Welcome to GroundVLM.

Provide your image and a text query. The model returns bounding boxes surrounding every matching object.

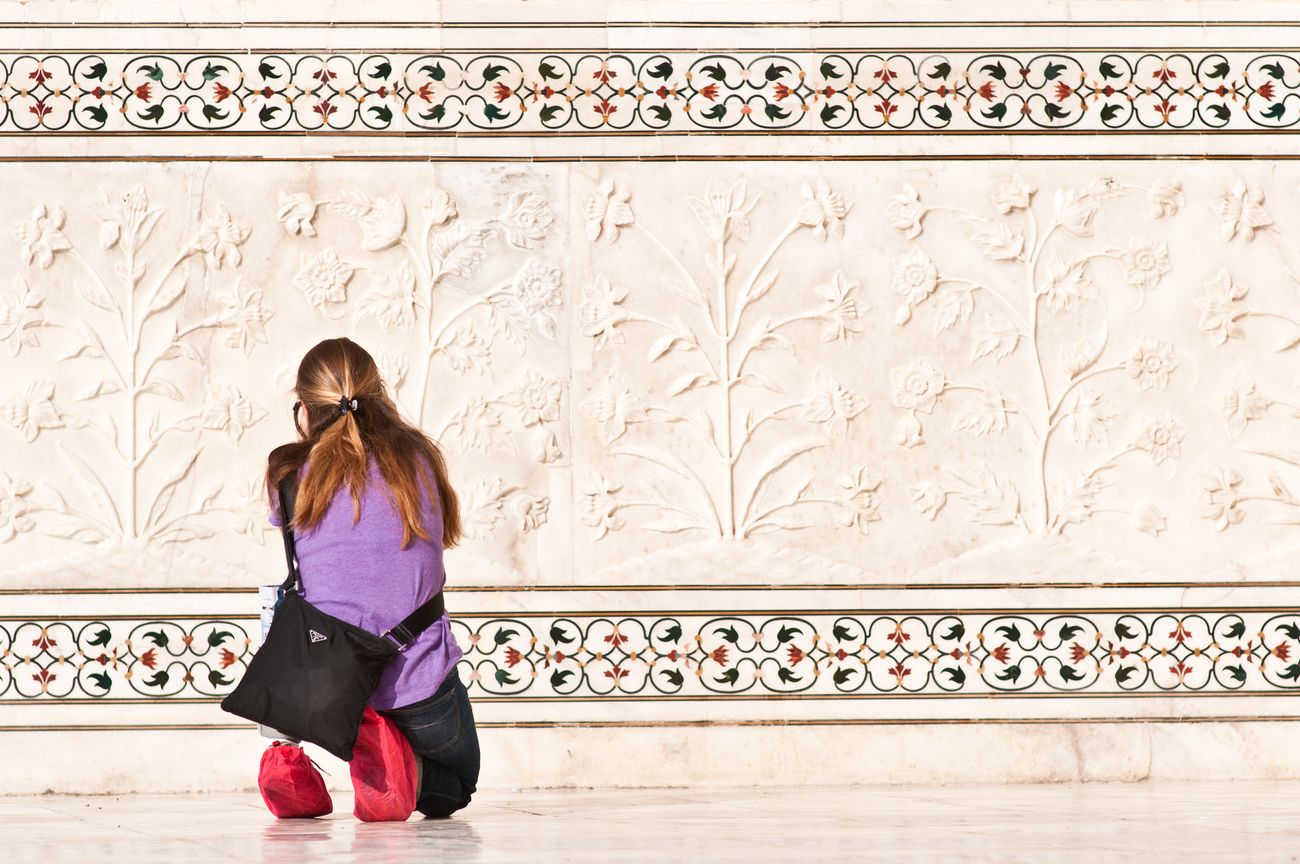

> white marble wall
[2,1,1299,793]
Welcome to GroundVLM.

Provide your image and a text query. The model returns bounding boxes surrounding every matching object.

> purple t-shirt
[268,452,462,710]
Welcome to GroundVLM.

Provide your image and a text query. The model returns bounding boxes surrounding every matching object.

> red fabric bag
[257,741,333,819]
[350,706,418,822]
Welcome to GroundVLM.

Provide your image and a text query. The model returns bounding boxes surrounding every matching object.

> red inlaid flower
[140,648,157,670]
[699,83,719,101]
[494,82,513,102]
[135,83,152,101]
[711,645,729,666]
[29,66,52,86]
[213,82,231,102]
[1274,643,1292,661]
[787,645,805,666]
[773,83,792,101]
[1070,643,1088,663]
[1258,82,1276,101]
[1169,621,1192,644]
[506,646,523,668]
[219,649,237,669]
[603,626,628,647]
[978,82,996,100]
[1054,82,1073,101]
[991,644,1010,664]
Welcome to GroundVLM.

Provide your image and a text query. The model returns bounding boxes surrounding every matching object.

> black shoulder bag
[220,472,447,761]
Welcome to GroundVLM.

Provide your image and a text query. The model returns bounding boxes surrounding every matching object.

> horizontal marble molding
[6,610,1300,703]
[1,51,1298,134]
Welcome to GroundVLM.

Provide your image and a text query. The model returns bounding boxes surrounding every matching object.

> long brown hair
[265,337,462,550]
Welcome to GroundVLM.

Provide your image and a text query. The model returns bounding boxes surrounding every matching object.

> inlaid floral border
[3,51,1299,133]
[6,611,1300,701]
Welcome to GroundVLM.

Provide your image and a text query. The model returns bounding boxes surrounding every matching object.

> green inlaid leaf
[928,61,951,80]
[982,103,1008,122]
[88,672,112,691]
[1044,104,1070,120]
[370,61,392,79]
[87,629,112,647]
[1206,61,1230,79]
[258,61,280,80]
[776,626,798,644]
[929,103,952,122]
[483,105,508,122]
[144,671,169,688]
[1115,666,1136,683]
[202,105,227,121]
[420,105,446,121]
[717,625,739,644]
[776,668,800,684]
[647,60,673,80]
[138,105,165,123]
[660,669,684,687]
[482,64,507,81]
[943,667,966,685]
[996,623,1021,642]
[1115,622,1138,639]
[1263,103,1286,120]
[714,668,740,685]
[1042,62,1066,80]
[996,664,1021,683]
[494,669,517,686]
[1059,624,1083,640]
[1208,104,1231,122]
[549,625,574,645]
[550,669,574,688]
[660,624,682,644]
[1276,623,1300,640]
[1262,62,1285,79]
[820,104,844,123]
[1059,666,1085,682]
[368,104,393,123]
[832,668,856,685]
[942,623,965,641]
[207,630,231,648]
[648,105,671,122]
[143,63,165,82]
[764,104,789,121]
[1225,665,1246,683]
[201,62,228,81]
[1223,621,1246,639]
[538,61,562,81]
[700,63,727,81]
[981,62,1007,81]
[143,630,170,648]
[208,670,232,686]
[420,63,446,81]
[259,105,281,123]
[1280,663,1300,681]
[540,105,562,122]
[701,104,726,121]
[764,63,791,82]
[821,61,843,80]
[1099,61,1120,79]
[493,628,518,646]
[832,625,854,642]
[86,62,108,81]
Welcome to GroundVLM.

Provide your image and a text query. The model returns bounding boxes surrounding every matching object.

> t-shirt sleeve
[267,483,283,527]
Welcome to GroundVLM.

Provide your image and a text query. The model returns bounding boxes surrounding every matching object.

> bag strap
[276,468,447,649]
[276,472,301,593]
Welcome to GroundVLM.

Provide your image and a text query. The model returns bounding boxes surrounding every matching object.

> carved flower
[885,184,924,239]
[2,379,63,442]
[1148,180,1184,218]
[581,369,649,445]
[508,370,562,427]
[1219,368,1269,436]
[815,271,864,342]
[893,411,924,447]
[690,177,759,243]
[0,275,44,356]
[460,476,506,539]
[498,259,563,338]
[422,188,459,229]
[580,274,629,350]
[0,470,34,542]
[910,480,946,520]
[1133,413,1184,464]
[495,191,553,249]
[514,494,551,532]
[292,249,353,312]
[801,368,867,438]
[1213,181,1271,242]
[1066,389,1115,447]
[192,206,250,270]
[890,359,945,414]
[992,174,1036,214]
[439,325,490,375]
[1053,188,1097,237]
[532,426,563,463]
[1195,269,1247,345]
[354,263,417,330]
[276,192,318,237]
[200,383,266,444]
[834,467,882,533]
[582,177,634,243]
[359,196,406,252]
[1125,337,1177,391]
[796,178,849,242]
[1117,238,1171,291]
[1196,467,1245,531]
[11,203,70,269]
[1131,502,1167,536]
[215,277,271,355]
[891,248,938,308]
[578,471,624,539]
[1042,258,1095,313]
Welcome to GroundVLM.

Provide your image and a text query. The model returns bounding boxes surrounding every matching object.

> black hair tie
[337,395,359,415]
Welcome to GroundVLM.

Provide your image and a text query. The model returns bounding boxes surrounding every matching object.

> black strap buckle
[381,623,416,650]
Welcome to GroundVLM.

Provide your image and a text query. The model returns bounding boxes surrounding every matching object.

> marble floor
[3,783,1299,863]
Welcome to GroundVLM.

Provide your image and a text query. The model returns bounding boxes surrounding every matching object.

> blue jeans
[379,671,480,818]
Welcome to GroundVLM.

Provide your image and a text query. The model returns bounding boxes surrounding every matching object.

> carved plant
[276,184,559,536]
[887,174,1185,536]
[0,186,272,547]
[578,176,874,539]
[1194,184,1300,528]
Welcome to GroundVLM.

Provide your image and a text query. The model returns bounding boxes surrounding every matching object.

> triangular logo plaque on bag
[309,629,327,643]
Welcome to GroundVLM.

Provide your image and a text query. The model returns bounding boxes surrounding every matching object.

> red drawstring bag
[257,741,333,819]
[350,706,418,822]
